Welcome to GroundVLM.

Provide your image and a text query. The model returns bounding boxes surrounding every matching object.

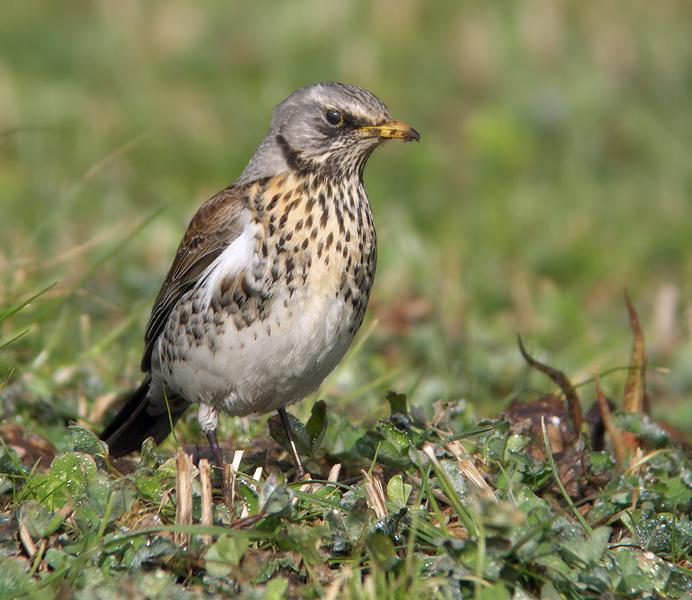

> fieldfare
[100,82,419,476]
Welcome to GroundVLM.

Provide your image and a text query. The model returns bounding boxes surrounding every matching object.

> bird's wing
[141,185,247,371]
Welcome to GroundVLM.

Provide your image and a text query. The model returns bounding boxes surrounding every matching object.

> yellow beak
[357,119,420,142]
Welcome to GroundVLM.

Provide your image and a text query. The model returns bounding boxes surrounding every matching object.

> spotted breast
[155,171,376,417]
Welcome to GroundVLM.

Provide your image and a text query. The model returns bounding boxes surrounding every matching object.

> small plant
[1,298,690,597]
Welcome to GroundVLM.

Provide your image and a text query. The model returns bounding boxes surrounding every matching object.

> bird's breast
[156,172,378,415]
[249,173,377,326]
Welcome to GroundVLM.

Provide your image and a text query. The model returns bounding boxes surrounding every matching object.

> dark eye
[325,109,344,126]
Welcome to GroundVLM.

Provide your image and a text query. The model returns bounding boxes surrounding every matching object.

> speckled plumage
[156,170,376,418]
[101,82,418,467]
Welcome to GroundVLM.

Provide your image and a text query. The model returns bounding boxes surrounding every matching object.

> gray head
[240,82,419,182]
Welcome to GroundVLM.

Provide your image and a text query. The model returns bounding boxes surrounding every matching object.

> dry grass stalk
[88,392,117,424]
[623,291,648,414]
[595,378,628,469]
[625,448,670,475]
[223,449,244,514]
[19,520,36,557]
[421,443,439,465]
[175,448,193,546]
[324,564,352,600]
[231,449,244,471]
[361,469,387,519]
[327,463,342,483]
[199,459,213,545]
[77,393,88,426]
[223,463,234,514]
[446,441,498,503]
[290,469,316,506]
[299,469,314,491]
[517,335,583,434]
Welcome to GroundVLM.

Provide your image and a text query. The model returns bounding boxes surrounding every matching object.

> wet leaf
[478,582,510,600]
[59,424,108,456]
[204,533,250,576]
[632,511,692,555]
[18,499,63,538]
[44,548,69,570]
[109,478,137,520]
[356,430,410,469]
[559,526,610,566]
[380,421,413,452]
[30,452,100,508]
[237,480,260,515]
[135,474,165,503]
[125,536,179,570]
[73,497,104,531]
[279,524,327,565]
[386,474,412,509]
[253,554,299,583]
[387,391,408,415]
[0,557,32,598]
[305,399,328,454]
[441,459,468,499]
[366,532,399,571]
[260,475,293,516]
[138,437,164,472]
[267,412,311,455]
[263,577,289,599]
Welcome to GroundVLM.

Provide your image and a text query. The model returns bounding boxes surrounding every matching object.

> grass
[0,1,691,597]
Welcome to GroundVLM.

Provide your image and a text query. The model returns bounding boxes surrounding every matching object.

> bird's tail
[100,376,187,458]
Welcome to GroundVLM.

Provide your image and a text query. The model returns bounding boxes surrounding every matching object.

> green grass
[1,1,691,597]
[0,381,689,598]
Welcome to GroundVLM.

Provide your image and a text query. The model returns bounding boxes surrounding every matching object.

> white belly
[157,285,357,416]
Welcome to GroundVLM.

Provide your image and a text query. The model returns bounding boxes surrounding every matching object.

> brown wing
[141,185,247,371]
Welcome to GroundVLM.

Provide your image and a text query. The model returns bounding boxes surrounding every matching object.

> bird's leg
[199,404,224,483]
[205,429,224,473]
[278,407,306,478]
[206,427,235,513]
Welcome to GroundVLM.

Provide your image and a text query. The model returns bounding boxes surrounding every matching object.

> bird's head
[241,82,419,182]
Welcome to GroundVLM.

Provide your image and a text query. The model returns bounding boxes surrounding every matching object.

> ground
[0,2,691,598]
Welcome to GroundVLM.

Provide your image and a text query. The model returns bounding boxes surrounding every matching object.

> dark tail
[100,376,188,458]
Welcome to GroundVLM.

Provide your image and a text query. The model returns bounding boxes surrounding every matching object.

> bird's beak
[357,120,420,142]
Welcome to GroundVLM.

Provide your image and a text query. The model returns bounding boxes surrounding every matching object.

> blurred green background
[1,1,691,437]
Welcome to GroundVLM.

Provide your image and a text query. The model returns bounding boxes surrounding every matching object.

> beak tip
[360,121,421,141]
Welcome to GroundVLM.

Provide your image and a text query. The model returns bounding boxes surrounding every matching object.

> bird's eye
[325,109,344,127]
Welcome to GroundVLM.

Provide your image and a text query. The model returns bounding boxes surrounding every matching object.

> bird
[100,82,419,476]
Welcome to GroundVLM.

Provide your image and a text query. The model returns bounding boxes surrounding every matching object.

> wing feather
[141,185,246,371]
